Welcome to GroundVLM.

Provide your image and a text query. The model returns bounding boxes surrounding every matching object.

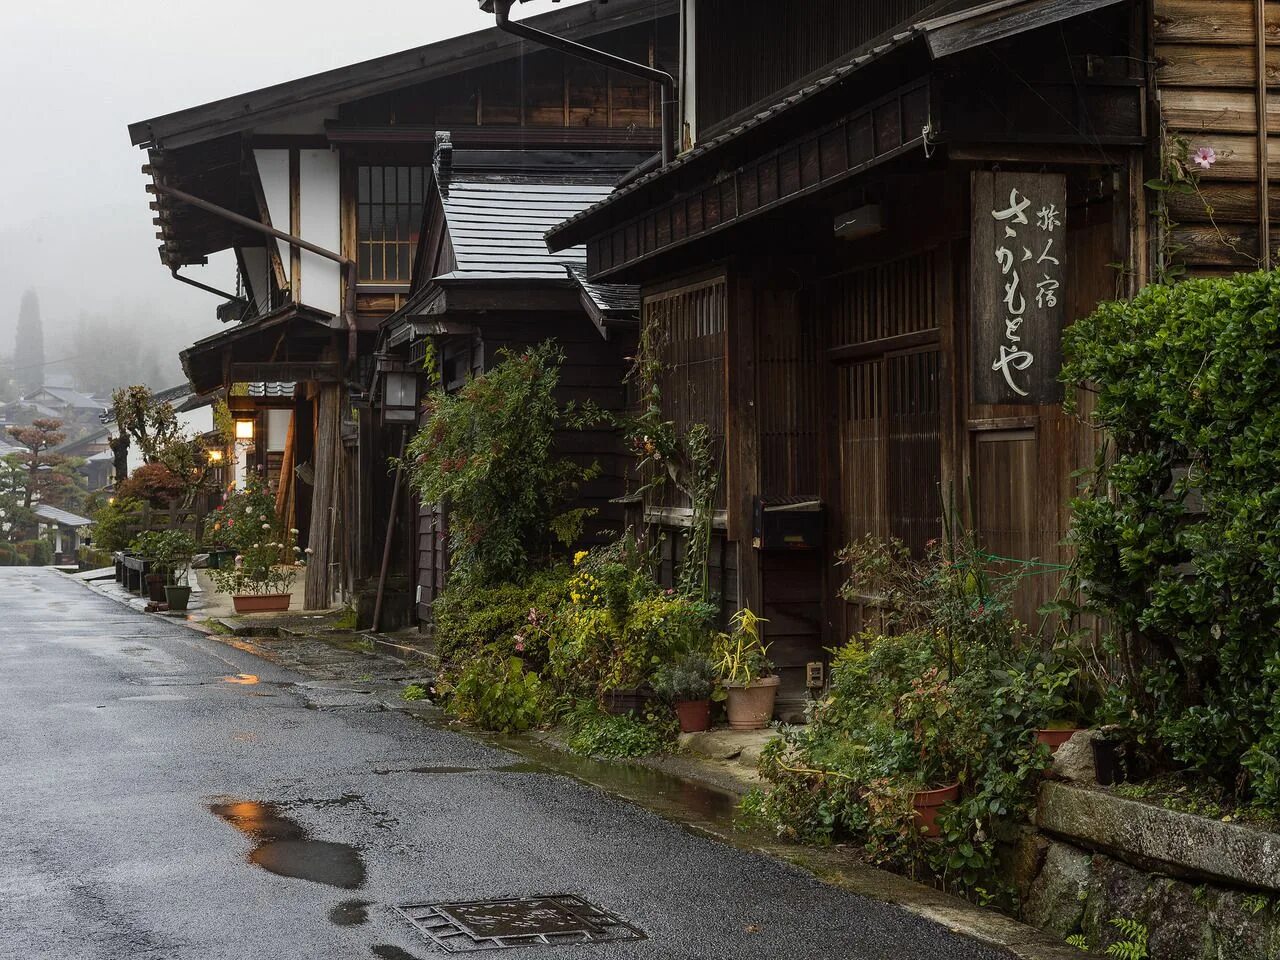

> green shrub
[448,653,544,733]
[566,704,673,758]
[0,544,24,566]
[16,540,52,566]
[405,341,600,586]
[433,566,573,667]
[743,534,1053,901]
[90,497,143,552]
[1061,269,1280,805]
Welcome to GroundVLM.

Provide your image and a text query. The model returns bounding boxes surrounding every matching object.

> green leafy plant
[712,609,772,686]
[1062,269,1280,805]
[566,703,673,758]
[404,342,600,586]
[132,529,196,585]
[1066,933,1090,951]
[448,652,544,733]
[743,533,1056,902]
[1105,917,1148,960]
[90,496,143,552]
[400,683,429,702]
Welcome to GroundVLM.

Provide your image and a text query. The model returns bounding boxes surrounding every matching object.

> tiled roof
[383,164,642,328]
[34,503,94,529]
[245,382,296,399]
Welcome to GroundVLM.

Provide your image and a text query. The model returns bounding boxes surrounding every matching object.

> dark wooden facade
[550,0,1150,719]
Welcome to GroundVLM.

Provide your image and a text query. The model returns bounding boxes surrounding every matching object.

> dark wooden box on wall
[752,496,825,552]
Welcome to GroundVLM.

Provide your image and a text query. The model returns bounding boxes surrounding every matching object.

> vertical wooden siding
[1155,0,1279,271]
[645,276,728,510]
[826,251,945,633]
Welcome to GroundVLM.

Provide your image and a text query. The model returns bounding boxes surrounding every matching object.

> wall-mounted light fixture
[383,369,419,424]
[207,448,225,462]
[234,419,255,441]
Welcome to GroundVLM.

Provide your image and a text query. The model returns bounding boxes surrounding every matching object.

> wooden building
[129,0,677,621]
[542,0,1174,718]
[377,139,645,621]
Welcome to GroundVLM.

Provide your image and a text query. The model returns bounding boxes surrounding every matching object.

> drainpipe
[481,0,676,167]
[151,182,360,368]
[1257,0,1271,269]
[169,268,244,303]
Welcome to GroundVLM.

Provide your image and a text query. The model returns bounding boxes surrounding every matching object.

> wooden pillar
[305,382,342,610]
[726,265,762,616]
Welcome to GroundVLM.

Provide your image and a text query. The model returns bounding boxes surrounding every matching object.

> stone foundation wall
[1023,839,1280,959]
[1014,735,1280,957]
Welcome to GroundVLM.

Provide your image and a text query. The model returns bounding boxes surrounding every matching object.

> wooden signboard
[970,171,1067,405]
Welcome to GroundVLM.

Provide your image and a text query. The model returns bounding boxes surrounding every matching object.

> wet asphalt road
[0,568,1007,960]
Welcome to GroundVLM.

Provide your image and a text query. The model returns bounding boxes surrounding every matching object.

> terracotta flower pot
[1035,727,1084,753]
[675,699,712,733]
[232,593,291,614]
[912,782,960,838]
[724,676,780,730]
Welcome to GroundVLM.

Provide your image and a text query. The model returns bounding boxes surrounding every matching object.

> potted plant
[130,531,171,602]
[712,609,778,730]
[898,666,965,837]
[1026,659,1086,752]
[211,532,302,614]
[653,653,716,733]
[152,530,197,612]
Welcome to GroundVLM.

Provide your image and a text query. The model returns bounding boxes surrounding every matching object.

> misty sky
[0,0,590,386]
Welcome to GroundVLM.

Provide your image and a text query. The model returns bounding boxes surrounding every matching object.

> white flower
[245,507,253,515]
[304,547,314,555]
[259,514,267,521]
[289,528,299,535]
[293,546,302,553]
[261,523,271,530]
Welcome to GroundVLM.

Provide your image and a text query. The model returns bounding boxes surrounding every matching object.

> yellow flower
[573,550,589,566]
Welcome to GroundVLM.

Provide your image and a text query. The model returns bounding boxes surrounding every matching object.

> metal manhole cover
[395,895,646,952]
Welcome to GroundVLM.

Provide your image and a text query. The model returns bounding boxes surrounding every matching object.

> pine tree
[13,289,44,396]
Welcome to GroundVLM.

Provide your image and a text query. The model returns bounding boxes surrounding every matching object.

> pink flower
[1193,146,1216,170]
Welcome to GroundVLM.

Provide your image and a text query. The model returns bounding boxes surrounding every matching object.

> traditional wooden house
[129,0,677,621]
[376,138,646,622]
[535,0,1277,719]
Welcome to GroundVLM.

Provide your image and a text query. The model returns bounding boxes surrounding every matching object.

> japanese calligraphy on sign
[970,172,1067,405]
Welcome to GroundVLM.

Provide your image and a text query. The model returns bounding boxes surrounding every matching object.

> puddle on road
[222,674,260,685]
[372,762,549,776]
[329,898,372,926]
[210,800,366,889]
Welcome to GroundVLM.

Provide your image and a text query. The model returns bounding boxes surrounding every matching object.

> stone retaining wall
[1016,765,1280,958]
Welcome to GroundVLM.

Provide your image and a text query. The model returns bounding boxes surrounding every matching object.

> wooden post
[305,382,342,610]
[726,266,761,617]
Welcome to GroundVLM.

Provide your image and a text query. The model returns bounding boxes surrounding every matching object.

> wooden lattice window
[357,165,427,284]
[642,277,727,509]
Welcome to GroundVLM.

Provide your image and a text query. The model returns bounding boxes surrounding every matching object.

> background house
[131,0,678,620]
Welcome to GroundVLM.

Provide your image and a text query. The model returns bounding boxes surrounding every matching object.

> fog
[0,0,591,395]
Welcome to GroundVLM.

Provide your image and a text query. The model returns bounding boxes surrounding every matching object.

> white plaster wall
[239,246,273,313]
[254,149,291,282]
[298,149,342,315]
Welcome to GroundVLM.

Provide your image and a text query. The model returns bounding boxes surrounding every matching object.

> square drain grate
[395,895,646,952]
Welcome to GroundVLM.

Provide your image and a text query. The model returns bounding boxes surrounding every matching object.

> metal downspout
[485,0,676,167]
[151,182,360,368]
[1258,0,1271,269]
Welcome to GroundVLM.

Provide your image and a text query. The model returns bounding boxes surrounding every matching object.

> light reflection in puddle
[222,674,260,685]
